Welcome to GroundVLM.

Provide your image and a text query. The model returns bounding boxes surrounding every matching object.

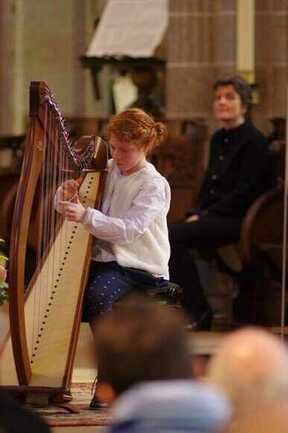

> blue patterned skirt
[82,261,168,322]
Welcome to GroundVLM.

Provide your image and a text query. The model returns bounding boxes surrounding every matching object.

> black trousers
[169,215,242,320]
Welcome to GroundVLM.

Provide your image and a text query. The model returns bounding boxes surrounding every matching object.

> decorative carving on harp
[0,81,108,401]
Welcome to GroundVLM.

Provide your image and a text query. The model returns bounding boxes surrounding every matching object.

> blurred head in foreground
[207,327,288,414]
[226,400,288,433]
[94,295,192,401]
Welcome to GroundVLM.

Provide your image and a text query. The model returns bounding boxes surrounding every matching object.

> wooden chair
[209,183,285,328]
[235,183,284,325]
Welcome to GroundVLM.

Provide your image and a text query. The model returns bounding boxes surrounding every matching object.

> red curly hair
[107,108,167,154]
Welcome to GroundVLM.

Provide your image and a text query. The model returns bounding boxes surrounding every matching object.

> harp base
[0,385,72,406]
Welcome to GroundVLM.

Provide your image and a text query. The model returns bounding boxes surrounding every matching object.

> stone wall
[167,0,236,122]
[254,0,288,130]
[167,0,288,127]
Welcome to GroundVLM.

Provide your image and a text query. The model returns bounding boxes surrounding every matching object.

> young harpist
[55,109,171,402]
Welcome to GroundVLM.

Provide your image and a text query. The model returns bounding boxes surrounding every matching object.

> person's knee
[169,221,200,245]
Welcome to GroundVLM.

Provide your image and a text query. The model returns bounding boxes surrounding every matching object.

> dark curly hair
[213,75,252,110]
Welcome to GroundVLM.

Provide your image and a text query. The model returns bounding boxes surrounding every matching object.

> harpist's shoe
[89,396,108,410]
[147,282,183,306]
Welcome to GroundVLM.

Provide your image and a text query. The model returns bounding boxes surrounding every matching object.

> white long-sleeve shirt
[80,160,170,279]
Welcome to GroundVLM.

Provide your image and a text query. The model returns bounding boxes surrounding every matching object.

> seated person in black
[169,75,276,331]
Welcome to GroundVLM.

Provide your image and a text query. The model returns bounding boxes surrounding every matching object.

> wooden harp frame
[5,81,108,399]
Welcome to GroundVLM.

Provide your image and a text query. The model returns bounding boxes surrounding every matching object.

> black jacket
[197,121,276,218]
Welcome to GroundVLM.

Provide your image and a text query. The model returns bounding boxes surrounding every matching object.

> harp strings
[32,102,72,352]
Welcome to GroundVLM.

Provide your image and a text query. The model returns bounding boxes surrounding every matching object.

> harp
[0,82,108,402]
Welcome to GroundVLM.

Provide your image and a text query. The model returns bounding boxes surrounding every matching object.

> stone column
[165,0,237,209]
[0,0,24,134]
[166,0,237,123]
[166,0,214,121]
[0,0,105,135]
[255,0,288,126]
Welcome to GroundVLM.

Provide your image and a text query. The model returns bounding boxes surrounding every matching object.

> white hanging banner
[86,0,168,58]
